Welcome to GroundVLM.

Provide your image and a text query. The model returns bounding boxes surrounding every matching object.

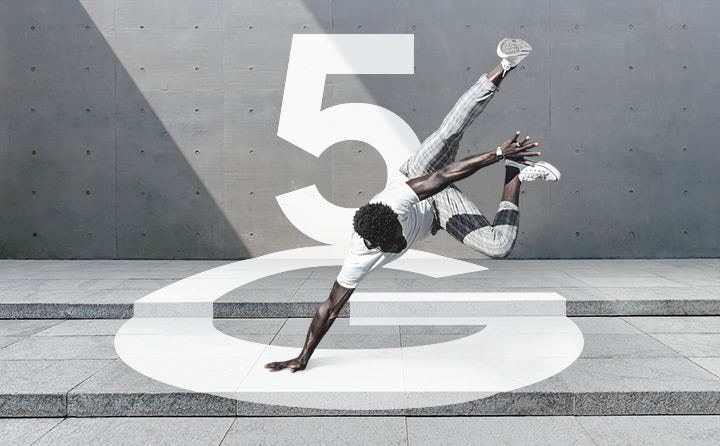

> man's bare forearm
[408,150,497,200]
[265,281,354,371]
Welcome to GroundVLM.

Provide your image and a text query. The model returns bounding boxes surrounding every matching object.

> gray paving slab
[624,316,720,333]
[271,334,401,349]
[579,333,681,359]
[31,417,235,446]
[221,417,407,446]
[399,324,488,335]
[212,318,285,335]
[34,319,127,336]
[0,320,61,337]
[218,288,296,302]
[569,317,640,334]
[0,289,38,300]
[573,276,684,289]
[649,334,720,357]
[690,358,720,378]
[406,416,594,445]
[0,359,112,416]
[599,287,718,301]
[279,317,399,335]
[22,261,233,280]
[401,333,476,347]
[0,418,63,446]
[577,415,720,446]
[0,335,118,360]
[0,337,23,348]
[544,357,720,393]
[67,360,236,416]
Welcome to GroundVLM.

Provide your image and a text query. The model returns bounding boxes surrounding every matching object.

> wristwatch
[496,146,505,160]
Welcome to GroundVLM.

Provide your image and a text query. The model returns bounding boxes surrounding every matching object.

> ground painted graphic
[115,35,584,410]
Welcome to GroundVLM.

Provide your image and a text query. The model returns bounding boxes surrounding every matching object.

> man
[266,38,560,372]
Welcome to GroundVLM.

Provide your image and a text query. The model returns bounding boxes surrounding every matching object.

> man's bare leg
[501,166,522,206]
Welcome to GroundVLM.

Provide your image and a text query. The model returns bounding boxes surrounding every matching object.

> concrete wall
[1,0,718,259]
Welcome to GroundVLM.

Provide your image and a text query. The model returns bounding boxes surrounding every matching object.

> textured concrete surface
[2,1,720,259]
[3,416,720,445]
[0,259,718,443]
[1,259,719,318]
[0,312,719,416]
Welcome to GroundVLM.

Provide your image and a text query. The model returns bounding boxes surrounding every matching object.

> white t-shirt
[336,180,435,288]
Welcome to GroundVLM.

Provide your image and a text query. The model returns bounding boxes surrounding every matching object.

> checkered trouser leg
[398,75,519,258]
[399,75,498,178]
[433,189,520,258]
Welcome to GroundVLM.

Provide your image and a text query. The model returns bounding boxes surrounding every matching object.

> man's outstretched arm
[265,281,355,372]
[407,131,541,201]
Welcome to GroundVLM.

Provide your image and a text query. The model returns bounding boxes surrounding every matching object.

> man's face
[375,222,407,254]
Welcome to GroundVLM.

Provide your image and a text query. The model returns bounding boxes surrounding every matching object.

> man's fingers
[519,151,541,158]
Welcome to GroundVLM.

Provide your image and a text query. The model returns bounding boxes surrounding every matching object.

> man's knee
[464,230,516,259]
[484,242,514,259]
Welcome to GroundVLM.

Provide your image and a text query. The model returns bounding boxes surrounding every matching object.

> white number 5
[276,34,421,246]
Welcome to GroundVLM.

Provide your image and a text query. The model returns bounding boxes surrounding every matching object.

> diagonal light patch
[77,0,228,229]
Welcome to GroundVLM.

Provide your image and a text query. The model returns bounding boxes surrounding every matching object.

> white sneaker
[517,161,561,182]
[497,38,532,76]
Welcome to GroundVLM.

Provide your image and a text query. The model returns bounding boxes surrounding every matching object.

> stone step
[1,296,720,319]
[1,317,719,418]
[2,388,720,417]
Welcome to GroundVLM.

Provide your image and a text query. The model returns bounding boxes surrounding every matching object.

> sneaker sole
[497,38,532,58]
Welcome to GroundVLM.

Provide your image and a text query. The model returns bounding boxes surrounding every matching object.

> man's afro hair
[353,203,399,243]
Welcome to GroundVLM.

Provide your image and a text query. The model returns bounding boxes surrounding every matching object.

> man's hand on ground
[265,358,307,373]
[500,130,541,165]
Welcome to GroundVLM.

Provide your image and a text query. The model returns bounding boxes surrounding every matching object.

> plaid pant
[399,75,520,258]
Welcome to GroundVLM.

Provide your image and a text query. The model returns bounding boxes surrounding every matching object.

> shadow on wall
[0,0,247,258]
